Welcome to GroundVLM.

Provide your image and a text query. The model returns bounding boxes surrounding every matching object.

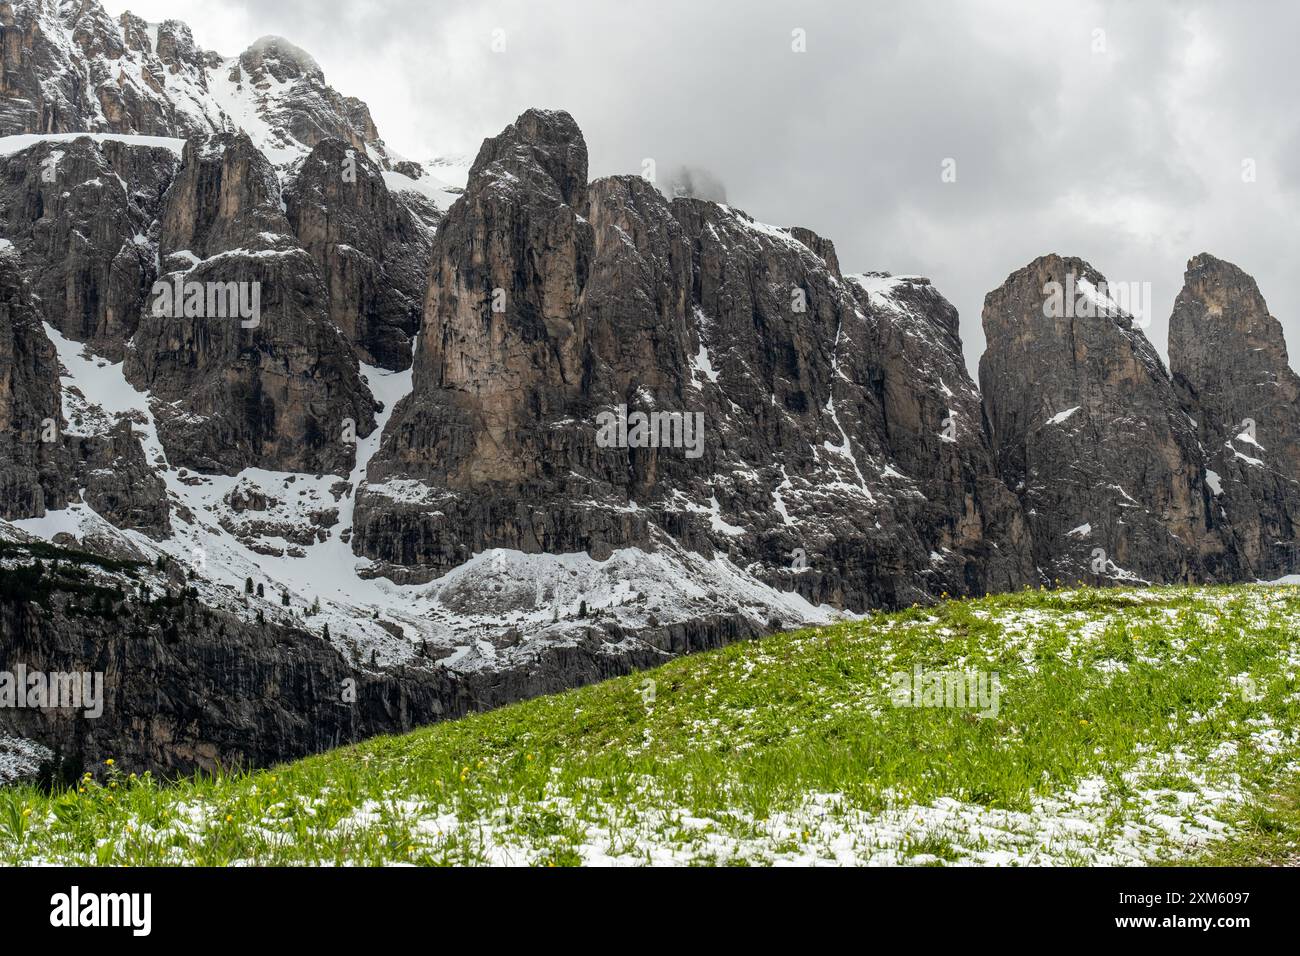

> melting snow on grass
[6,585,1298,866]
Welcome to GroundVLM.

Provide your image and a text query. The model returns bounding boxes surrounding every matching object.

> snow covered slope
[8,326,844,675]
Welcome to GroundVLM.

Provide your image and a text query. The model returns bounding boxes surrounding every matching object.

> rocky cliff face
[849,273,1034,595]
[1169,253,1300,579]
[0,135,177,359]
[359,108,1033,609]
[1,1,220,138]
[979,254,1228,584]
[0,535,758,778]
[0,1,390,167]
[0,245,68,518]
[284,138,432,370]
[0,0,441,472]
[226,36,389,164]
[71,418,169,536]
[122,131,376,475]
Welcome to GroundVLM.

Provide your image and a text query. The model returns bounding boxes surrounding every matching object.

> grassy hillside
[3,585,1299,866]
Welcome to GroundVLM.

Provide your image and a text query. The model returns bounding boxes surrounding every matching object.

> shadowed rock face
[156,132,288,257]
[0,577,467,777]
[979,254,1229,585]
[0,545,760,778]
[851,274,1034,596]
[284,139,433,370]
[72,418,170,537]
[124,132,376,475]
[0,249,70,518]
[1170,253,1300,579]
[0,136,178,360]
[356,108,1033,607]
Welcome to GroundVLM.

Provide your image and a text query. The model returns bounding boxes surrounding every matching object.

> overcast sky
[107,0,1300,376]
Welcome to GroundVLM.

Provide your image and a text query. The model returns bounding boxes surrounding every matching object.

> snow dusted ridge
[8,330,845,673]
[380,169,464,211]
[0,132,185,158]
[0,1,459,178]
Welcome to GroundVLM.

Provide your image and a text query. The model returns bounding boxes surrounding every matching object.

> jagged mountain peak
[1176,252,1277,334]
[1168,253,1300,580]
[979,251,1220,584]
[0,0,391,167]
[469,107,589,207]
[987,252,1170,381]
[240,34,323,80]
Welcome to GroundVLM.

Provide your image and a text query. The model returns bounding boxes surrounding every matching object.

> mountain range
[1,0,1297,780]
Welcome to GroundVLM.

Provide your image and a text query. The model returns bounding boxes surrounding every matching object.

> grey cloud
[662,166,728,203]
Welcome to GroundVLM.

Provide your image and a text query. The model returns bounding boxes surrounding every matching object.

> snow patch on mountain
[0,132,185,158]
[381,169,462,210]
[1046,406,1081,426]
[10,327,847,673]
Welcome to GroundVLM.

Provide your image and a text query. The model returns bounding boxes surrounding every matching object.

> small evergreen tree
[244,577,254,595]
